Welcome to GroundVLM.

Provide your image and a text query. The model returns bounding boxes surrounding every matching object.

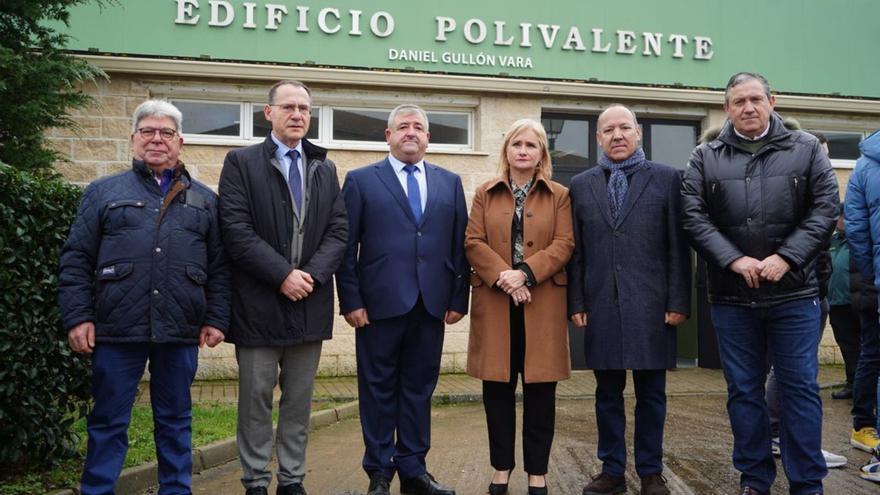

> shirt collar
[271,132,304,162]
[734,124,770,141]
[388,153,425,174]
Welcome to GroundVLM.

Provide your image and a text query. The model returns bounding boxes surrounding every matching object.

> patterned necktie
[403,164,422,223]
[286,149,302,212]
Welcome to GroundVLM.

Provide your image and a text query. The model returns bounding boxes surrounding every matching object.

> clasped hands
[497,269,531,307]
[280,268,314,301]
[729,254,790,288]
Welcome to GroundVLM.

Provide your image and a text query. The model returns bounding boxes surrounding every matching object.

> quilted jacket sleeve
[58,184,102,331]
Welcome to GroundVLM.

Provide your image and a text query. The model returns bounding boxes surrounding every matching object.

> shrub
[0,162,90,468]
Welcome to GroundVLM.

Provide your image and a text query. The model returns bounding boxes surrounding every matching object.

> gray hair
[387,104,429,131]
[724,72,772,104]
[131,99,183,133]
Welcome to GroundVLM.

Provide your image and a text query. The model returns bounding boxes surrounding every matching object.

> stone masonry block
[73,139,123,161]
[55,162,97,184]
[103,118,133,140]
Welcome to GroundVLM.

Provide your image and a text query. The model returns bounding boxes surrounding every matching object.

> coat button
[153,289,159,295]
[155,247,162,253]
[527,241,533,247]
[526,212,533,217]
[616,265,622,271]
[417,232,422,237]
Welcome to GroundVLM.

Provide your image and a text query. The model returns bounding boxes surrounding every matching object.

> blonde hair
[498,118,553,180]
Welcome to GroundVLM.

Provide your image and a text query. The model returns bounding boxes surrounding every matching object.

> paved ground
[135,367,879,494]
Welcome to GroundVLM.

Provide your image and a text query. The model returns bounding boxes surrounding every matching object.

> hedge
[0,162,91,467]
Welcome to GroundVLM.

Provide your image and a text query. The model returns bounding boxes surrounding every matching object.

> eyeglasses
[136,127,178,140]
[269,104,311,115]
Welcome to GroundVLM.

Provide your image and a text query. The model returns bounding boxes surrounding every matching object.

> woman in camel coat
[465,118,574,495]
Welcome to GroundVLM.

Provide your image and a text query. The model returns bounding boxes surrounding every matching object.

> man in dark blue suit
[568,104,691,495]
[336,104,470,495]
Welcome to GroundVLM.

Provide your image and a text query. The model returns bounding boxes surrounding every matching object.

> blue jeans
[766,299,829,438]
[80,343,198,495]
[711,298,826,495]
[852,304,880,430]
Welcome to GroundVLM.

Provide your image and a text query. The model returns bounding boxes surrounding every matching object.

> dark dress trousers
[335,158,469,480]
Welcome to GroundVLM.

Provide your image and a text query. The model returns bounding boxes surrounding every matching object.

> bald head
[598,104,638,128]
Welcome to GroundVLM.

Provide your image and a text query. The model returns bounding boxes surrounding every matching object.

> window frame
[171,99,474,152]
[172,98,250,145]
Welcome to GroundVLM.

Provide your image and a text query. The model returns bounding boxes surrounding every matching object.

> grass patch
[0,400,339,494]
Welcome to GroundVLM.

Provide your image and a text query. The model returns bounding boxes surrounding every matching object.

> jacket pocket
[96,262,134,323]
[789,175,807,217]
[97,262,133,281]
[106,199,147,230]
[185,265,207,285]
[184,265,208,325]
[707,180,719,217]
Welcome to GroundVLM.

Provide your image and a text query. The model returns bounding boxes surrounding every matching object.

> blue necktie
[286,149,302,212]
[403,164,422,223]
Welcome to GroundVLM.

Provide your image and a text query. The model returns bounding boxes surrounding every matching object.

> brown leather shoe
[640,474,669,495]
[582,473,626,495]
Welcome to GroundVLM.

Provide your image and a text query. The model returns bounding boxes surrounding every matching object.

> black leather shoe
[488,469,510,495]
[528,474,548,495]
[488,482,508,495]
[367,472,391,495]
[400,472,456,495]
[832,385,853,400]
[245,487,268,495]
[276,483,306,495]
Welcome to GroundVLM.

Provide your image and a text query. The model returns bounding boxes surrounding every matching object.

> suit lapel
[419,163,439,227]
[615,165,653,227]
[587,168,614,228]
[374,158,419,225]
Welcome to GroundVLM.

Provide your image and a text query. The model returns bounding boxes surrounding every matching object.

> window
[174,100,240,136]
[808,130,865,169]
[329,108,471,149]
[171,99,472,151]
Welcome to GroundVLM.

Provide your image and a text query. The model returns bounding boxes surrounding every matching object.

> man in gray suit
[219,80,348,495]
[567,104,691,495]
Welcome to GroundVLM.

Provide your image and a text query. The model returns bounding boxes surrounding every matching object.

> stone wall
[50,73,853,378]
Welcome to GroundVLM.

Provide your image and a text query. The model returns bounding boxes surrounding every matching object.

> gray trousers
[236,342,323,489]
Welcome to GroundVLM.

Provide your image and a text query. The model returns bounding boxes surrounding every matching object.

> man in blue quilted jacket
[58,99,231,495]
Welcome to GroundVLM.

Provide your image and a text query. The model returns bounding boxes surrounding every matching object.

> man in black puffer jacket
[681,72,838,495]
[58,100,230,495]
